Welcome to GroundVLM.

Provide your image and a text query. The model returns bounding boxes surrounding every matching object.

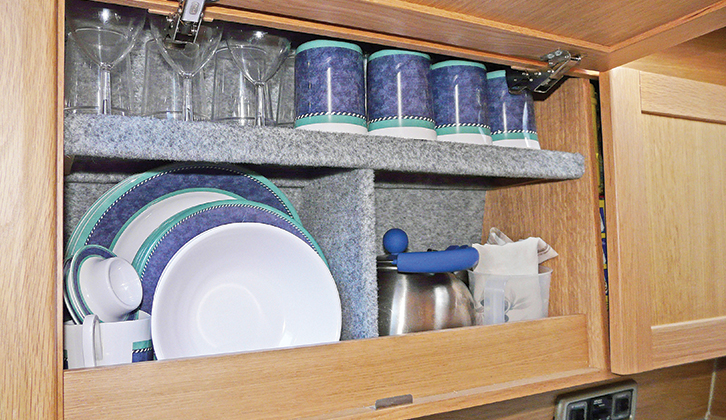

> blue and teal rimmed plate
[66,162,300,259]
[131,199,330,317]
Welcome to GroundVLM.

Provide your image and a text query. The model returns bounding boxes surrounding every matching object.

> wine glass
[65,0,146,114]
[225,29,291,126]
[147,15,222,121]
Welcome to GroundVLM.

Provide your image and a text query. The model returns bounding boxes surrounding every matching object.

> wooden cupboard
[2,0,726,418]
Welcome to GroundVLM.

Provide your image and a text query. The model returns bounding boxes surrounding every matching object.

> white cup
[64,312,152,369]
[77,256,143,322]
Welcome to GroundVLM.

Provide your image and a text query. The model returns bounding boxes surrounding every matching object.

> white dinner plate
[109,188,240,262]
[150,222,341,360]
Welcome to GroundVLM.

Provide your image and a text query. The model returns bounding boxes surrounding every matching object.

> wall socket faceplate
[554,381,637,420]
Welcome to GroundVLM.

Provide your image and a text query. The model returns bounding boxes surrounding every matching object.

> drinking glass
[211,46,256,124]
[147,15,222,121]
[225,29,291,126]
[273,50,296,128]
[65,0,145,114]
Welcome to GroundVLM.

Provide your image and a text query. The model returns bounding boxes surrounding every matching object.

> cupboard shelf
[64,113,584,187]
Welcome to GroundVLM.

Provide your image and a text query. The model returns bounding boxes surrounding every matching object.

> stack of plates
[65,162,342,360]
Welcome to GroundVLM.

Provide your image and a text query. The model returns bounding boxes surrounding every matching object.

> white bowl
[151,222,341,360]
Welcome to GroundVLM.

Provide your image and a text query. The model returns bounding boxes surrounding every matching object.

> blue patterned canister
[430,60,491,144]
[486,70,539,149]
[367,50,436,140]
[294,40,366,133]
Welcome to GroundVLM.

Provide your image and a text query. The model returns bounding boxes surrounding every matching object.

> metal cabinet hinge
[163,0,218,47]
[506,49,582,94]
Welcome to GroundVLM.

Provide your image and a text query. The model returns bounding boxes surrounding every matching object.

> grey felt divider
[64,113,584,181]
[298,169,377,340]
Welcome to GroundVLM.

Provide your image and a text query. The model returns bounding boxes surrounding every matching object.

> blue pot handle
[383,228,479,273]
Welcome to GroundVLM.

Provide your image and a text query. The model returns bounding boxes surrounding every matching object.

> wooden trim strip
[605,0,726,69]
[640,71,726,125]
[600,67,654,375]
[94,0,608,72]
[65,315,590,419]
[651,317,726,369]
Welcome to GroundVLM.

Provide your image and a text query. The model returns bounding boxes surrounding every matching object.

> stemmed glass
[65,0,146,114]
[225,29,291,126]
[147,15,223,121]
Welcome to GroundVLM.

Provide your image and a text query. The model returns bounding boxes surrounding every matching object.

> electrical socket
[554,381,637,420]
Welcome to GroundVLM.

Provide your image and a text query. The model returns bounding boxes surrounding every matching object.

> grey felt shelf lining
[64,113,585,181]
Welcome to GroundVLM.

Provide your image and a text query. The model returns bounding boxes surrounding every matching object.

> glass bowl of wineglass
[225,28,291,126]
[65,0,146,115]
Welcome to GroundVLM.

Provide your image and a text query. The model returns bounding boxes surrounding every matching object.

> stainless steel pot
[377,229,478,336]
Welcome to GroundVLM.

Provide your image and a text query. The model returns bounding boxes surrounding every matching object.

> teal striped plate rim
[368,118,435,131]
[368,49,431,61]
[294,114,367,128]
[297,39,363,54]
[132,199,328,275]
[430,60,487,71]
[487,70,507,79]
[107,187,245,253]
[66,162,300,259]
[491,131,539,141]
[435,125,492,136]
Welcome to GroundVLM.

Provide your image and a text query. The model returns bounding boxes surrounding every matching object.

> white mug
[64,312,152,369]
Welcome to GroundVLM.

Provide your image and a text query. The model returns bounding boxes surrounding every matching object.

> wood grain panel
[65,315,591,419]
[603,1,726,69]
[417,361,714,420]
[480,77,608,370]
[641,113,726,325]
[603,68,726,374]
[711,358,726,419]
[0,0,61,418]
[599,67,654,374]
[626,28,726,87]
[402,0,719,47]
[640,71,726,124]
[95,0,726,72]
[651,317,726,368]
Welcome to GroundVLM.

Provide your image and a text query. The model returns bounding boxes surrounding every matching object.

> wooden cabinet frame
[2,0,725,417]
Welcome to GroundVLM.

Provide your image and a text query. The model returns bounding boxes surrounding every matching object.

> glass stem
[255,82,266,126]
[100,67,112,114]
[183,76,194,122]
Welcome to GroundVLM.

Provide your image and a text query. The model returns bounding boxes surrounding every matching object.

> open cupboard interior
[3,0,726,418]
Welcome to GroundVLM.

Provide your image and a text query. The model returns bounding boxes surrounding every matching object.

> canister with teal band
[294,40,366,134]
[486,70,539,149]
[430,60,492,145]
[367,50,436,140]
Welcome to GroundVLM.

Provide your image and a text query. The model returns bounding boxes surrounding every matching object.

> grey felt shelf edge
[64,113,585,180]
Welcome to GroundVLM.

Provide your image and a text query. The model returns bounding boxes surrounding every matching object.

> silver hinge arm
[506,49,582,94]
[165,0,218,46]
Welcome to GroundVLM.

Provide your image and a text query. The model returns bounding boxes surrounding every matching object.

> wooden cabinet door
[0,0,62,418]
[601,67,726,374]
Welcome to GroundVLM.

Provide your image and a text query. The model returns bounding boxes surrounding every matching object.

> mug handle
[81,314,101,367]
